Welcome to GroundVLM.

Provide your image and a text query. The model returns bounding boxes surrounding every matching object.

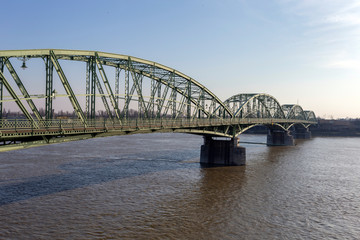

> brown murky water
[0,133,360,239]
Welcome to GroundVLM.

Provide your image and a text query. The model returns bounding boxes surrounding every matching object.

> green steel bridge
[0,49,317,163]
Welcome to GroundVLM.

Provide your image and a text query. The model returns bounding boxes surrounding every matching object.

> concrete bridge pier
[294,128,311,139]
[267,129,294,146]
[200,136,246,166]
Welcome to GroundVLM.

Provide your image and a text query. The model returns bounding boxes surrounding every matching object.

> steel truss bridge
[0,49,317,152]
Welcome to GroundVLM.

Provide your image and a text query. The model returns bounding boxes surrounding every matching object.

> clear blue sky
[1,0,359,118]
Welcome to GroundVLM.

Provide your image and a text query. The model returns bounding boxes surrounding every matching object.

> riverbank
[310,118,360,137]
[244,119,360,137]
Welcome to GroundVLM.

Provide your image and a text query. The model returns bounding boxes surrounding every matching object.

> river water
[0,133,359,239]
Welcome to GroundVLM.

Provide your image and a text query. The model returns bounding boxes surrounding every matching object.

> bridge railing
[0,117,316,132]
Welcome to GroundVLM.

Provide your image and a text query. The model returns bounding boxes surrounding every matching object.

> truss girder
[0,49,318,140]
[224,93,286,119]
[282,104,306,120]
[0,49,232,120]
[220,93,319,135]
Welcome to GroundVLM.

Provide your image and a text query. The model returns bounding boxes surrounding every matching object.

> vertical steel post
[86,60,90,119]
[124,67,129,119]
[150,79,154,118]
[151,66,155,118]
[187,81,191,119]
[90,57,96,120]
[157,83,161,118]
[115,66,120,110]
[0,58,3,120]
[138,74,142,118]
[172,72,176,119]
[45,56,54,120]
[201,92,205,119]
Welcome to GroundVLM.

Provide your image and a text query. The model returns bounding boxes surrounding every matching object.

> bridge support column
[200,136,246,166]
[267,129,294,146]
[294,128,311,139]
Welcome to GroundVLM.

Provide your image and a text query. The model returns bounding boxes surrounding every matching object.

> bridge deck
[0,118,315,141]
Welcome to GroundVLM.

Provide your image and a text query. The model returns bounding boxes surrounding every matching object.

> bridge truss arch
[281,104,316,129]
[218,93,285,136]
[304,110,317,122]
[224,93,285,119]
[0,49,317,148]
[0,49,233,126]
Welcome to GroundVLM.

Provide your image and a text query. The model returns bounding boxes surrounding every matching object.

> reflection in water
[0,133,359,239]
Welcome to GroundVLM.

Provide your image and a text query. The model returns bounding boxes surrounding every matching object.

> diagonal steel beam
[3,57,42,120]
[50,50,86,125]
[175,90,188,118]
[157,83,170,118]
[145,80,161,117]
[128,58,148,118]
[0,71,36,125]
[123,73,139,118]
[192,90,204,120]
[94,73,114,121]
[95,53,121,121]
[163,87,176,117]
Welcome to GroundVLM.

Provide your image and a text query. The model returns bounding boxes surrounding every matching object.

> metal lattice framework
[0,49,232,123]
[224,93,285,119]
[0,49,317,150]
[220,93,317,135]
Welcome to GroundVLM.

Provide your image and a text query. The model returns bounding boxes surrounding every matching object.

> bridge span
[0,49,317,165]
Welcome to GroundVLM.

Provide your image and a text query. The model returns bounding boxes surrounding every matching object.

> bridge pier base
[267,129,294,146]
[200,136,246,166]
[294,128,311,139]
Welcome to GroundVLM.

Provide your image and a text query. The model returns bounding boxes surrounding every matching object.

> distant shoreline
[310,131,360,137]
[244,118,360,137]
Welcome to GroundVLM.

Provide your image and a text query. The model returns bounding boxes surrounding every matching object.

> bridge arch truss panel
[282,104,306,120]
[304,110,317,122]
[0,49,233,123]
[223,93,286,119]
